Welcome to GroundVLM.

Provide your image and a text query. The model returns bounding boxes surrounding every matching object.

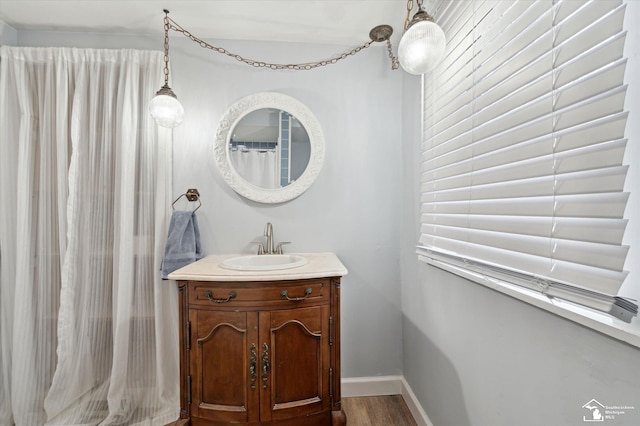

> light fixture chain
[166,17,379,71]
[162,10,170,87]
[405,0,414,30]
[386,40,399,70]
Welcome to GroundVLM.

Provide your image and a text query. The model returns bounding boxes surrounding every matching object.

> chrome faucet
[252,222,290,255]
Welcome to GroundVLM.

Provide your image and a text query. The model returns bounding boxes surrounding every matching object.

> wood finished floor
[342,395,417,426]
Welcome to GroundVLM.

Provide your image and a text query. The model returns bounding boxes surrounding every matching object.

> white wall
[14,30,405,379]
[400,1,640,425]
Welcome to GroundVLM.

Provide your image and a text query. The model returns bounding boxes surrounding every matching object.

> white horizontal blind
[419,0,637,321]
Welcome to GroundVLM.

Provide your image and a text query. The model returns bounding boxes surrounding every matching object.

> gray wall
[0,20,17,45]
[169,37,405,378]
[13,29,405,379]
[399,1,640,425]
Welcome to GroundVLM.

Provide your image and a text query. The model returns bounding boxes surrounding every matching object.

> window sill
[419,255,640,350]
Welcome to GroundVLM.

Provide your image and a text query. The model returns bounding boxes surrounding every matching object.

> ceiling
[0,0,414,47]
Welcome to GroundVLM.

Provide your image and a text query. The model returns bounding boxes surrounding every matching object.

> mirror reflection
[214,92,325,204]
[229,108,311,189]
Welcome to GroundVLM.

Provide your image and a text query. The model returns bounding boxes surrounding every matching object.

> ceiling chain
[405,0,414,30]
[162,10,171,86]
[165,14,397,71]
[385,40,400,70]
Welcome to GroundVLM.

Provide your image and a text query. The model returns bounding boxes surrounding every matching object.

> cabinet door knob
[204,290,237,303]
[280,288,312,301]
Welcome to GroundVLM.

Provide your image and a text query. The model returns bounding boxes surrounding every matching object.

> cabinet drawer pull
[280,288,312,301]
[204,290,237,303]
[262,343,270,390]
[250,343,257,390]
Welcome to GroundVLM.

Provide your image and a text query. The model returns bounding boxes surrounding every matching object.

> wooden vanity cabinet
[175,278,345,426]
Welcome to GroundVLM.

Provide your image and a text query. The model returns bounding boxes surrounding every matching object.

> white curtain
[0,46,178,425]
[230,148,278,188]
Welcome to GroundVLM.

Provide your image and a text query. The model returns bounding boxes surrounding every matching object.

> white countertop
[167,252,348,282]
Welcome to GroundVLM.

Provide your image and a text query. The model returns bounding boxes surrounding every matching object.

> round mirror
[214,92,325,203]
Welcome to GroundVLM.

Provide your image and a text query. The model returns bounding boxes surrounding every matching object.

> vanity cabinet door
[190,309,259,423]
[259,305,331,422]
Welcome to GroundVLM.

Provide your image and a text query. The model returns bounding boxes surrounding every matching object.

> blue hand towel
[161,211,203,279]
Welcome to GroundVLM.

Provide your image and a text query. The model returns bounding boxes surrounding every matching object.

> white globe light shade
[149,93,184,128]
[398,20,446,75]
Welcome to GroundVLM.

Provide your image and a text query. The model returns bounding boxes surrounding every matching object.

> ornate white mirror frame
[214,92,325,204]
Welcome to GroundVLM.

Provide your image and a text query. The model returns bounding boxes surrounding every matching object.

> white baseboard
[341,375,403,397]
[399,376,435,426]
[341,375,434,426]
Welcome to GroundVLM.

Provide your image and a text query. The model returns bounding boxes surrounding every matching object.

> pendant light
[149,9,184,128]
[398,1,446,75]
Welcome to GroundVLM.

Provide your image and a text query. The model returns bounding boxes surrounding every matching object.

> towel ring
[172,188,201,212]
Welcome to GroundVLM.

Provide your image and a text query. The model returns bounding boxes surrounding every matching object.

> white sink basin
[220,254,308,271]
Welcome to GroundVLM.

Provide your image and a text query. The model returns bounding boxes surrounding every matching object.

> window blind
[418,0,637,322]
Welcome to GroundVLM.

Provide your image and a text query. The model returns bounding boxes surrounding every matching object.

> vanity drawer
[188,279,329,308]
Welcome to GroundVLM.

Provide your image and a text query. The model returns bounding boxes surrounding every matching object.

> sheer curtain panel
[0,46,177,426]
[418,0,637,321]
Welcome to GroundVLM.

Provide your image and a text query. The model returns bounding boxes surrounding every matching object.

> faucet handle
[251,241,265,255]
[275,242,291,254]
